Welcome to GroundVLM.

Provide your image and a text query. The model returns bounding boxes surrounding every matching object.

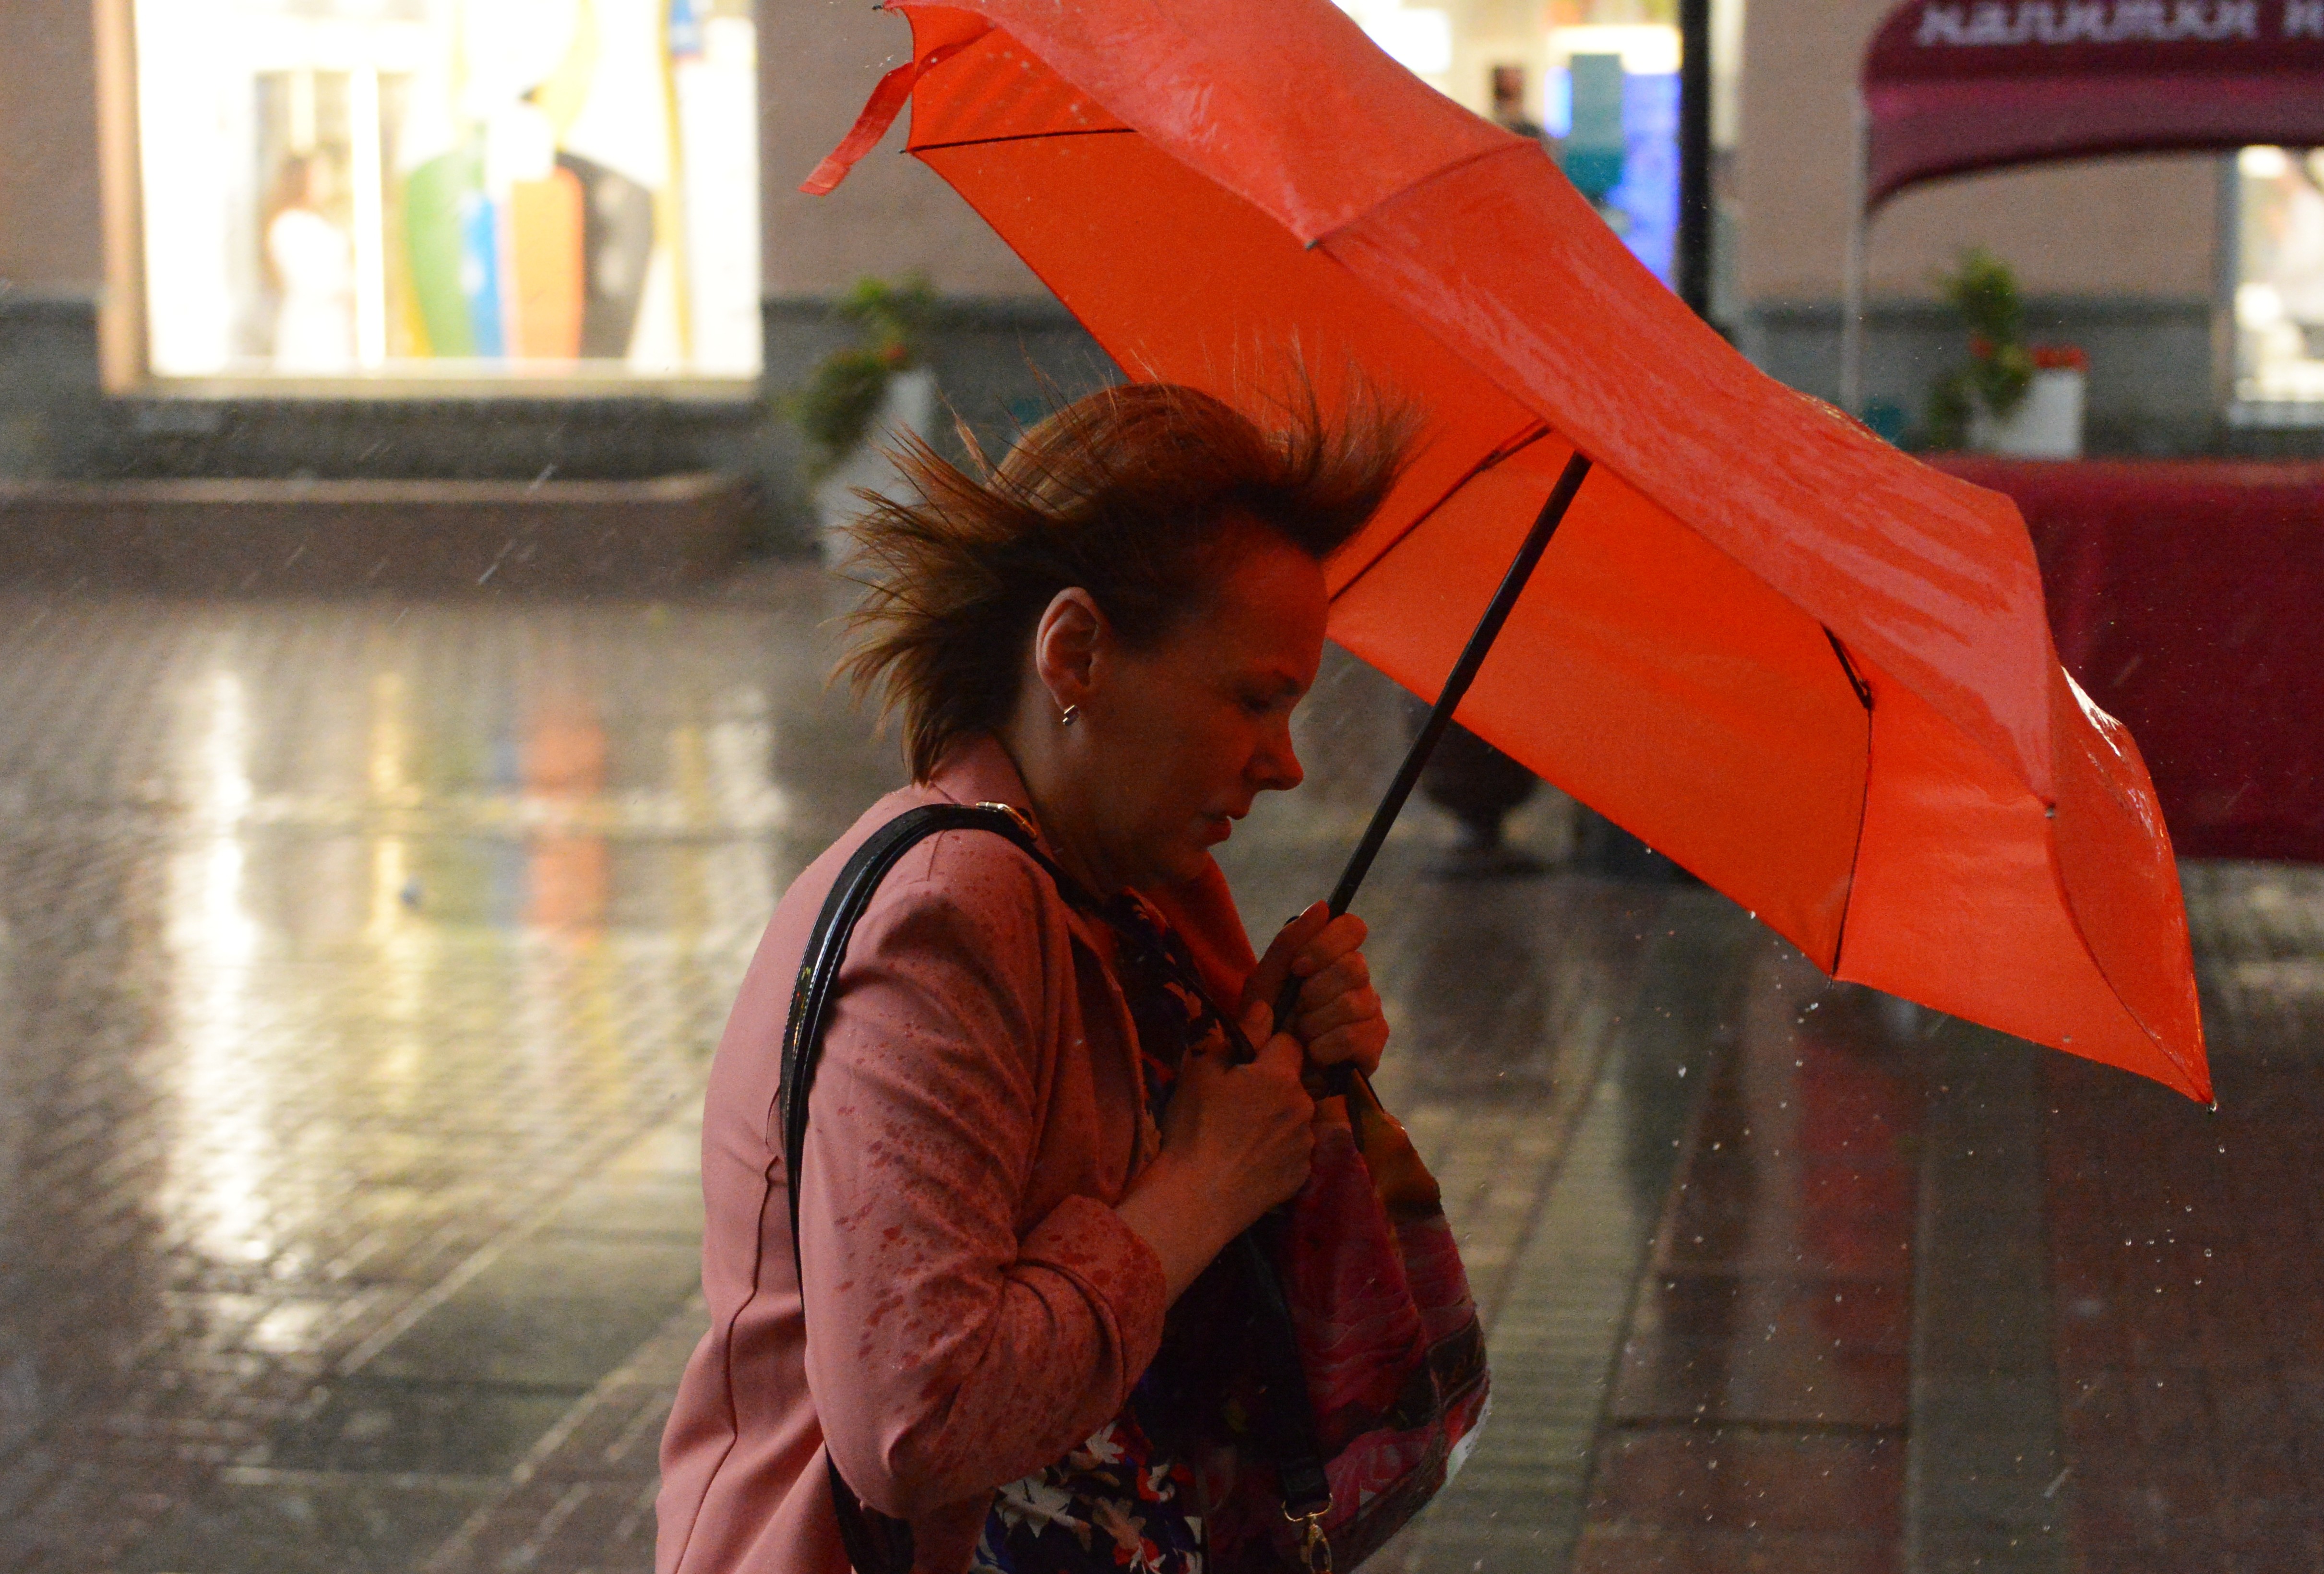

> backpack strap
[776,799,1333,1572]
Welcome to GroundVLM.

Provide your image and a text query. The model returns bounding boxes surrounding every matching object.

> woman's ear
[1031,587,1108,714]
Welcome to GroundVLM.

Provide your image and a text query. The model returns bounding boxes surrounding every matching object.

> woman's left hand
[1243,900,1388,1078]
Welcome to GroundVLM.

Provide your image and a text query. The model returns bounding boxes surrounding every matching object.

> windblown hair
[839,381,1414,781]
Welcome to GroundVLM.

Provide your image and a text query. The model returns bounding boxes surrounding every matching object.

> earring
[1060,704,1080,727]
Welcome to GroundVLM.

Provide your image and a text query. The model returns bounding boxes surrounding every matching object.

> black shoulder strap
[779,802,1043,1284]
[777,802,1042,1574]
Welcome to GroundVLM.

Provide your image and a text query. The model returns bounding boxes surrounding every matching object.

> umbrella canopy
[1862,0,2324,210]
[806,0,2210,1102]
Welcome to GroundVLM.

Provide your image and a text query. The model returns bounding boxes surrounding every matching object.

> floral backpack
[781,804,1489,1574]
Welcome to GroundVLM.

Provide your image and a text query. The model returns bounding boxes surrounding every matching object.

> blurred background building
[2,11,2319,1570]
[0,0,2319,564]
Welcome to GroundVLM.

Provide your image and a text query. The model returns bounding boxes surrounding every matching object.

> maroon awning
[1863,0,2324,209]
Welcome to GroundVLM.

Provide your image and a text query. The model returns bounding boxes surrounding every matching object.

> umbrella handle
[1272,449,1594,1085]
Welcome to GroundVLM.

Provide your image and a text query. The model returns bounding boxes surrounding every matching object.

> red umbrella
[804,0,2210,1101]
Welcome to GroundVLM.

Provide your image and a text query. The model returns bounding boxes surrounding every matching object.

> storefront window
[1333,0,1686,288]
[131,0,761,387]
[2234,145,2324,412]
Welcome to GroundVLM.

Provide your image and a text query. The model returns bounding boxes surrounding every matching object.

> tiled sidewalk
[0,575,891,1571]
[1572,953,1920,1574]
[2043,860,2324,1574]
[422,1295,704,1574]
[2,572,2320,1574]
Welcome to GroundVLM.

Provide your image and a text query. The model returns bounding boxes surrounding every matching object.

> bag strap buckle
[1284,1506,1333,1574]
[974,801,1040,844]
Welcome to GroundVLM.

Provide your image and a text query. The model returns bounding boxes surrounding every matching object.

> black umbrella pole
[1328,451,1591,915]
[1270,449,1591,1054]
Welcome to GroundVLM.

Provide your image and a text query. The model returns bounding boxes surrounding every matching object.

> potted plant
[792,275,940,560]
[1925,248,2087,458]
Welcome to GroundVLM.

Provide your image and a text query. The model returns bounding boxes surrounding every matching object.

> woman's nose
[1256,722,1303,791]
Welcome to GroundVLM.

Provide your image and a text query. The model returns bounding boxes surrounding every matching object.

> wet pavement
[0,565,2320,1574]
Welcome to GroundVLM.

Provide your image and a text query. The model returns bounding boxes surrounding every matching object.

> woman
[658,383,1409,1574]
[263,153,357,373]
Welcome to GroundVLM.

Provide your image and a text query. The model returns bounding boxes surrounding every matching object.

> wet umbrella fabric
[805,0,2208,1102]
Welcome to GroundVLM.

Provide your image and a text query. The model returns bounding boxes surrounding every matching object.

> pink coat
[656,736,1260,1574]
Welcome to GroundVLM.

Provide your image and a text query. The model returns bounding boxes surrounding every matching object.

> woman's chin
[1142,839,1218,889]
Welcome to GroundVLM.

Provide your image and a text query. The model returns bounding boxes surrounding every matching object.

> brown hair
[839,381,1413,780]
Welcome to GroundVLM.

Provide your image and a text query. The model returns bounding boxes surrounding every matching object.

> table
[1934,457,2324,863]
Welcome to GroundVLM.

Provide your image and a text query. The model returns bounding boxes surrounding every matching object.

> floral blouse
[969,889,1236,1574]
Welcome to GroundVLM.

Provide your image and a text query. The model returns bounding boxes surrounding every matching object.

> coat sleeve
[787,834,1168,1522]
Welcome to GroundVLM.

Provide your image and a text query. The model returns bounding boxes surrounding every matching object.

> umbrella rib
[1823,629,1874,713]
[1822,628,1876,979]
[910,127,1135,155]
[1328,421,1553,602]
[1305,142,1542,253]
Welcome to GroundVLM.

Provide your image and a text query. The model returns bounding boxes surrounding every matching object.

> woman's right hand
[1115,1001,1316,1301]
[1162,1001,1317,1224]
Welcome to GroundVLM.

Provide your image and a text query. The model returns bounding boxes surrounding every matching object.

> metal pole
[2213,149,2241,412]
[1840,99,1870,415]
[1678,0,1715,317]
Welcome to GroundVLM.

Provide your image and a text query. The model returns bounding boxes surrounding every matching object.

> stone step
[0,472,750,594]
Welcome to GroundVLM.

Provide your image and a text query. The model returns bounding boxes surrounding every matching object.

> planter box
[813,368,940,564]
[1969,368,2086,459]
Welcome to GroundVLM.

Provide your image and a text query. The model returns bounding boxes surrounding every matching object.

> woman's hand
[1115,1000,1314,1301]
[1164,1002,1317,1220]
[1243,901,1389,1078]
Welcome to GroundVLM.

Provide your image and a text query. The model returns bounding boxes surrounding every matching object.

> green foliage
[789,274,940,470]
[836,274,938,357]
[1925,374,1974,453]
[795,349,894,458]
[1941,246,2024,346]
[1924,248,2036,450]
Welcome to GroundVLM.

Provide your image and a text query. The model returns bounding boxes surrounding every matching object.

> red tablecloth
[1935,457,2324,863]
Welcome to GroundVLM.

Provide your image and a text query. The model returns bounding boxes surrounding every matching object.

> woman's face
[1079,530,1328,891]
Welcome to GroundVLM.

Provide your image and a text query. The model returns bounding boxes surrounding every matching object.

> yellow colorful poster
[133,0,760,383]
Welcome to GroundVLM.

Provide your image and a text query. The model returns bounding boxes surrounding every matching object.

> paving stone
[1569,1524,1902,1574]
[1382,886,1754,1573]
[2041,861,2324,1574]
[1600,1427,1903,1530]
[1905,1029,2071,1574]
[1574,943,1923,1572]
[0,573,876,1569]
[113,1469,500,1574]
[6,571,2321,1574]
[354,1236,701,1390]
[263,1380,582,1477]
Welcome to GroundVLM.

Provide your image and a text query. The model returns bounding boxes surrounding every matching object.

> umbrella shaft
[1327,450,1594,919]
[1272,449,1591,1058]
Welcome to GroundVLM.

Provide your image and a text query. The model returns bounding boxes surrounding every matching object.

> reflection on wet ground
[0,573,892,1573]
[0,566,2319,1574]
